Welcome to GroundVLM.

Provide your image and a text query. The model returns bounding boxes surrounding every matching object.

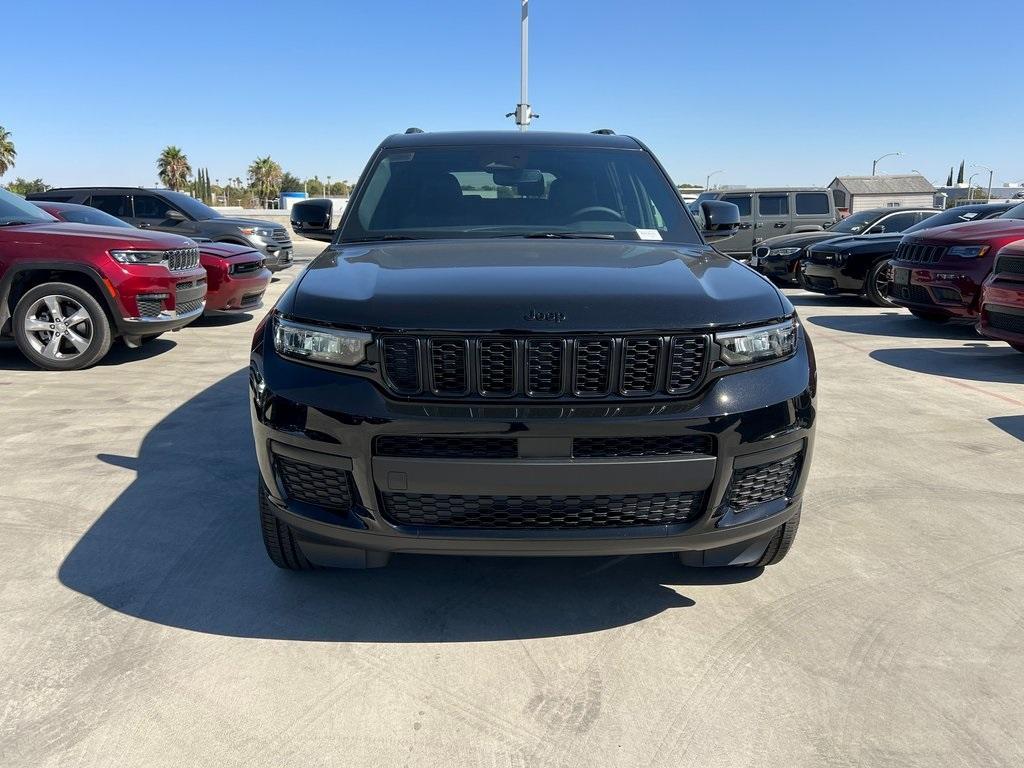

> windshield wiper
[344,234,425,242]
[0,220,35,227]
[494,231,616,240]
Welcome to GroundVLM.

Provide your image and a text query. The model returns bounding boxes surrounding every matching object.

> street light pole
[972,164,995,202]
[705,170,724,191]
[872,151,902,176]
[506,0,537,130]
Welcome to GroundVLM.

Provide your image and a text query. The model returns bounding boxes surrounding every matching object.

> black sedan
[750,207,940,285]
[801,203,1014,306]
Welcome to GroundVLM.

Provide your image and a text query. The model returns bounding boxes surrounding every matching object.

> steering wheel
[569,206,625,222]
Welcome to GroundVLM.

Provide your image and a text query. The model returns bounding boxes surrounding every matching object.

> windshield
[1001,202,1024,221]
[50,205,133,228]
[0,188,58,226]
[340,145,701,243]
[829,210,880,234]
[157,190,221,220]
[903,207,990,233]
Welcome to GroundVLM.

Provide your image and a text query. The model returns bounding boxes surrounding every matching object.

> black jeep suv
[28,187,295,271]
[250,130,816,571]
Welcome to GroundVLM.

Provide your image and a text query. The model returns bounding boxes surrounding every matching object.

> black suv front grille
[895,242,946,264]
[275,455,355,511]
[572,435,713,458]
[381,491,704,529]
[987,310,1024,334]
[378,333,709,400]
[373,434,713,460]
[726,454,800,512]
[995,256,1024,276]
[375,436,518,459]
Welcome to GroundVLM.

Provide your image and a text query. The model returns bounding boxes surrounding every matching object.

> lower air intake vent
[276,455,355,511]
[725,454,800,512]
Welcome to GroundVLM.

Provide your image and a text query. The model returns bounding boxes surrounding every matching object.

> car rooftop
[380,130,642,149]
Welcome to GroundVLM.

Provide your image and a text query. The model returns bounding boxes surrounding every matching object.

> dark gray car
[28,187,294,271]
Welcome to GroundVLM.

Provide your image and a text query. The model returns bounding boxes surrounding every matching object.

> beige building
[828,174,936,213]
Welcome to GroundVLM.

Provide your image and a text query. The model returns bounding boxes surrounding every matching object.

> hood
[810,232,903,253]
[906,217,1024,244]
[213,216,284,229]
[1,221,195,250]
[199,241,261,259]
[757,231,836,250]
[287,239,787,333]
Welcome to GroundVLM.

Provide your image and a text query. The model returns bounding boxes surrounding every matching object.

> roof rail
[404,127,425,134]
[591,128,616,135]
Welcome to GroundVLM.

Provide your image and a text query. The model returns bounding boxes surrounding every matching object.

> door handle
[774,222,787,228]
[137,222,150,228]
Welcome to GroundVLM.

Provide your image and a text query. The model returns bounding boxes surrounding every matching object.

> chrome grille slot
[164,247,201,271]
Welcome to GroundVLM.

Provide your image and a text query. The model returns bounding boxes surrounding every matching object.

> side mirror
[166,209,187,221]
[700,200,741,243]
[867,224,884,234]
[290,198,336,242]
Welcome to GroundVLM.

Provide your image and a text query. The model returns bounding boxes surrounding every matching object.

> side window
[795,193,829,215]
[758,194,789,216]
[917,211,938,225]
[87,194,131,217]
[132,195,175,219]
[873,212,919,233]
[721,195,752,217]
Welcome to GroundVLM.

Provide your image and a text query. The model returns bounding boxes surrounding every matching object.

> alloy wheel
[22,294,94,362]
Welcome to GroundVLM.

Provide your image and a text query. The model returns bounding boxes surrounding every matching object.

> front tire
[12,282,113,371]
[259,480,316,570]
[750,509,800,567]
[865,259,898,308]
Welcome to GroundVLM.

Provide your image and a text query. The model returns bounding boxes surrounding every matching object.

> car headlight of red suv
[947,245,990,259]
[108,249,167,265]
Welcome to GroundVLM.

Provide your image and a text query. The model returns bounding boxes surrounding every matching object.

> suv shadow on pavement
[869,345,1024,384]
[58,370,760,643]
[0,337,177,371]
[807,313,982,341]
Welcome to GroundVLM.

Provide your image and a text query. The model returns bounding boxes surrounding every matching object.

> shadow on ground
[808,313,982,340]
[59,369,755,642]
[192,313,255,328]
[0,338,177,371]
[870,345,1024,383]
[989,415,1024,441]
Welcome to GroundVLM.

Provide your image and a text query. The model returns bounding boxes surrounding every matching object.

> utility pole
[506,0,538,130]
[872,151,901,176]
[972,164,995,202]
[705,170,724,191]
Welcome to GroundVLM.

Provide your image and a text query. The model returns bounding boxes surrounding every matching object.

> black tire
[12,282,113,371]
[865,259,898,308]
[910,309,948,323]
[750,509,800,567]
[259,480,317,570]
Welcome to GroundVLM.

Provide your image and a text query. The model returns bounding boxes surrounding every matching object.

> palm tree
[247,156,283,207]
[156,146,192,191]
[0,126,16,179]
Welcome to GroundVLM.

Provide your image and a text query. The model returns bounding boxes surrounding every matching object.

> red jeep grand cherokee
[1,188,206,370]
[979,239,1024,353]
[889,201,1024,321]
[35,201,271,314]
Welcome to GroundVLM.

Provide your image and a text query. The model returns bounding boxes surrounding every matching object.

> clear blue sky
[5,0,1023,189]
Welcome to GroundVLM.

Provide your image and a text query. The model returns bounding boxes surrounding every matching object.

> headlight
[273,317,371,366]
[109,249,166,264]
[771,247,801,257]
[947,245,990,259]
[240,226,274,238]
[715,319,797,366]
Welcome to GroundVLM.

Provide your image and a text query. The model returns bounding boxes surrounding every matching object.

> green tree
[280,171,304,193]
[0,126,16,179]
[956,160,965,186]
[247,156,283,206]
[5,177,48,195]
[157,146,191,191]
[945,167,953,187]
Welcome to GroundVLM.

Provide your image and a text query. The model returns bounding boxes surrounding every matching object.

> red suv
[888,201,1024,321]
[33,202,271,314]
[0,188,206,370]
[979,239,1024,353]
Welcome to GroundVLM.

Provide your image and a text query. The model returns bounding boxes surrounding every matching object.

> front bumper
[888,262,989,318]
[802,261,863,294]
[979,275,1024,346]
[205,261,272,313]
[752,250,802,284]
[114,266,207,336]
[250,328,816,561]
[250,236,294,271]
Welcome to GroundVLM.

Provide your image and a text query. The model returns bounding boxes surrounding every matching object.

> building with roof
[828,174,936,213]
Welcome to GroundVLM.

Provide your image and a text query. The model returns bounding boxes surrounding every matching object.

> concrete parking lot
[2,242,1022,767]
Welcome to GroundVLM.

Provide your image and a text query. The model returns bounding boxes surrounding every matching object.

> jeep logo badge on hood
[524,309,566,322]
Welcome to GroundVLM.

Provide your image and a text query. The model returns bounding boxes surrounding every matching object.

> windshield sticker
[636,229,663,241]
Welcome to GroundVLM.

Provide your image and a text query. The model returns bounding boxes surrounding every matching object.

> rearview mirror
[290,198,336,242]
[491,168,544,186]
[700,200,741,243]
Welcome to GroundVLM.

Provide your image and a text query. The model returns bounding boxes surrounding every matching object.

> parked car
[27,187,294,271]
[692,187,837,257]
[0,187,205,370]
[888,201,1024,322]
[802,203,1014,306]
[978,240,1024,352]
[32,201,271,314]
[751,207,941,285]
[250,129,815,572]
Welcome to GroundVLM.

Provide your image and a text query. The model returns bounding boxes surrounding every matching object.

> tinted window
[57,206,133,228]
[133,194,178,219]
[831,210,880,234]
[1002,202,1024,221]
[88,194,131,217]
[758,194,789,216]
[795,193,829,215]
[721,195,752,217]
[157,190,220,220]
[871,212,918,233]
[28,194,74,202]
[342,145,700,243]
[0,188,57,225]
[903,208,984,233]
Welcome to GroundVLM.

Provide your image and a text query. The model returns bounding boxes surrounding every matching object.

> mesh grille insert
[621,338,660,393]
[995,256,1024,276]
[382,337,420,393]
[430,340,469,394]
[526,339,564,395]
[573,435,713,458]
[667,336,707,393]
[988,311,1024,334]
[276,455,355,511]
[574,339,612,394]
[726,454,800,512]
[479,339,516,395]
[375,436,517,459]
[382,491,704,529]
